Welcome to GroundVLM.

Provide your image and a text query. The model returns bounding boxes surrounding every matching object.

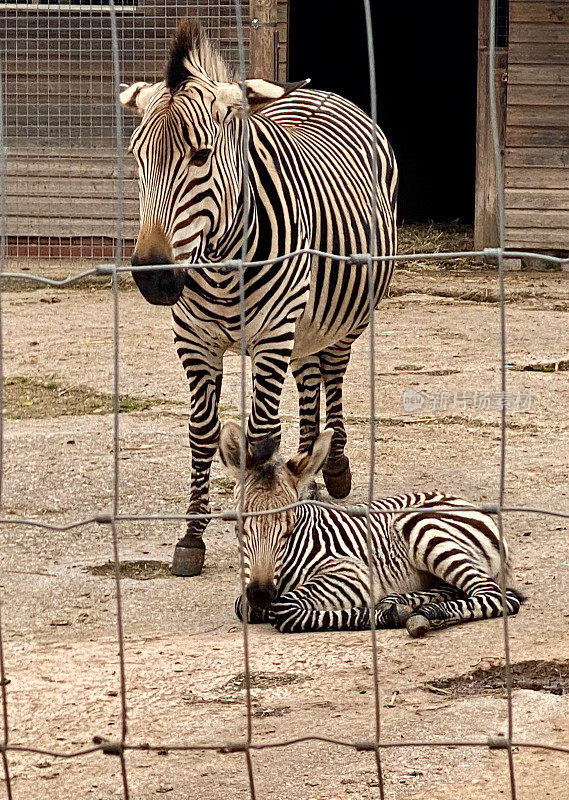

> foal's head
[219,421,333,610]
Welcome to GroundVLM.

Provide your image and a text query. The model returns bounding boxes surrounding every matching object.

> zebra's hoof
[171,537,206,577]
[323,457,352,499]
[378,602,414,627]
[406,615,431,638]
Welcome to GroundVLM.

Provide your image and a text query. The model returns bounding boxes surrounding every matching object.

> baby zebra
[219,422,523,636]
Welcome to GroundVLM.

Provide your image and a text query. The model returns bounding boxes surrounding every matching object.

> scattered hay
[221,672,307,693]
[396,223,477,271]
[85,560,172,580]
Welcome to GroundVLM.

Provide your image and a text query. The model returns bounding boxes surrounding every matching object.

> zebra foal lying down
[219,422,523,636]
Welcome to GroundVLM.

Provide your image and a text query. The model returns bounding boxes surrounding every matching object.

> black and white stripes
[120,19,398,574]
[236,490,523,636]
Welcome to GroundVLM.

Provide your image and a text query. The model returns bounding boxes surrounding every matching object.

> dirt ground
[1,245,569,799]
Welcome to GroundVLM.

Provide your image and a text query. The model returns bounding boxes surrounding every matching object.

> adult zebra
[219,422,523,636]
[120,19,398,576]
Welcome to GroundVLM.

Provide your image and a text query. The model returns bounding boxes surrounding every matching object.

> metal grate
[1,2,569,799]
[0,0,251,262]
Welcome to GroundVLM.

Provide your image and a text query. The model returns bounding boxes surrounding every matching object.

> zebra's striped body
[121,20,397,574]
[235,491,522,635]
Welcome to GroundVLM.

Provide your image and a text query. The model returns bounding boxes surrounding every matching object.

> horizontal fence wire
[0,1,568,798]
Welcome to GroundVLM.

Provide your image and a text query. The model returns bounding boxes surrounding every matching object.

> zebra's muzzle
[131,252,186,306]
[246,580,277,610]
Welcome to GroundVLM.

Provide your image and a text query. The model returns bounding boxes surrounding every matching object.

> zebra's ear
[219,421,251,478]
[120,81,163,115]
[217,78,310,116]
[287,428,333,490]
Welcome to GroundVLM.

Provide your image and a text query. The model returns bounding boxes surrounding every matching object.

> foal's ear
[219,421,250,478]
[120,81,163,115]
[286,429,333,490]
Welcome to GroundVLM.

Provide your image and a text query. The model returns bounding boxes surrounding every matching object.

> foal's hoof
[323,456,352,499]
[378,602,414,627]
[171,536,206,577]
[406,615,431,638]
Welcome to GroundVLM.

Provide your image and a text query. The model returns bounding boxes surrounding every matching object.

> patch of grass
[85,560,172,580]
[3,376,169,419]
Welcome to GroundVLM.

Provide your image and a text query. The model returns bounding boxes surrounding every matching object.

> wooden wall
[504,0,569,250]
[1,0,288,257]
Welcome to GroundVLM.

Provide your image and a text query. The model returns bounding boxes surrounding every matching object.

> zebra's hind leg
[319,343,352,499]
[375,585,464,628]
[405,582,524,638]
[291,355,322,454]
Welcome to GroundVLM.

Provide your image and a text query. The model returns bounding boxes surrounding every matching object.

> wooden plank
[504,227,569,248]
[5,217,139,239]
[508,84,569,105]
[510,22,569,42]
[505,146,569,167]
[507,105,569,126]
[6,197,139,220]
[505,166,569,188]
[506,126,569,147]
[509,64,569,84]
[250,0,278,80]
[474,0,507,249]
[6,159,137,179]
[5,176,138,201]
[509,42,569,65]
[506,208,569,228]
[506,187,569,209]
[510,2,569,24]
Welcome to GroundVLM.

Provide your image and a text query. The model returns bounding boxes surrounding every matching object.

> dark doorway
[288,1,479,223]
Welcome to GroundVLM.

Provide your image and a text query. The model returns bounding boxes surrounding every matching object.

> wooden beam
[249,0,278,80]
[474,1,508,249]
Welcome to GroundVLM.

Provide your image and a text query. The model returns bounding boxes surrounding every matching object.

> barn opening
[288,0,479,225]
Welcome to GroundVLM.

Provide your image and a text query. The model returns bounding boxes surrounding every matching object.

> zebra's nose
[130,250,186,306]
[247,581,277,610]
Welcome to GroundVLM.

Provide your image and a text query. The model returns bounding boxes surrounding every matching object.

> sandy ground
[0,262,568,799]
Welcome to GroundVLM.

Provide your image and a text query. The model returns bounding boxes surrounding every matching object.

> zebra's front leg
[291,355,321,454]
[405,581,524,638]
[171,342,224,577]
[234,596,274,625]
[247,334,295,447]
[320,343,352,498]
[271,558,373,633]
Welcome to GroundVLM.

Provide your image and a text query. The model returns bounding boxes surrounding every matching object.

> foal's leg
[319,343,352,498]
[375,585,464,628]
[291,355,322,454]
[405,579,523,638]
[270,558,373,632]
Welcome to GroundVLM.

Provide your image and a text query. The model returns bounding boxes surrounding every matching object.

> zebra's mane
[166,18,235,90]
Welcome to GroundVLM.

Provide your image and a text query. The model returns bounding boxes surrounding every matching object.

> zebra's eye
[192,148,211,167]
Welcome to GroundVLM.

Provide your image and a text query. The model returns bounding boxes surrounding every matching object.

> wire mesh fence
[0,1,569,799]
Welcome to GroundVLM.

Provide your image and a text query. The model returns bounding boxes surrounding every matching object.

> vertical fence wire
[489,0,517,796]
[108,2,130,797]
[361,1,385,796]
[234,2,257,797]
[0,33,13,800]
